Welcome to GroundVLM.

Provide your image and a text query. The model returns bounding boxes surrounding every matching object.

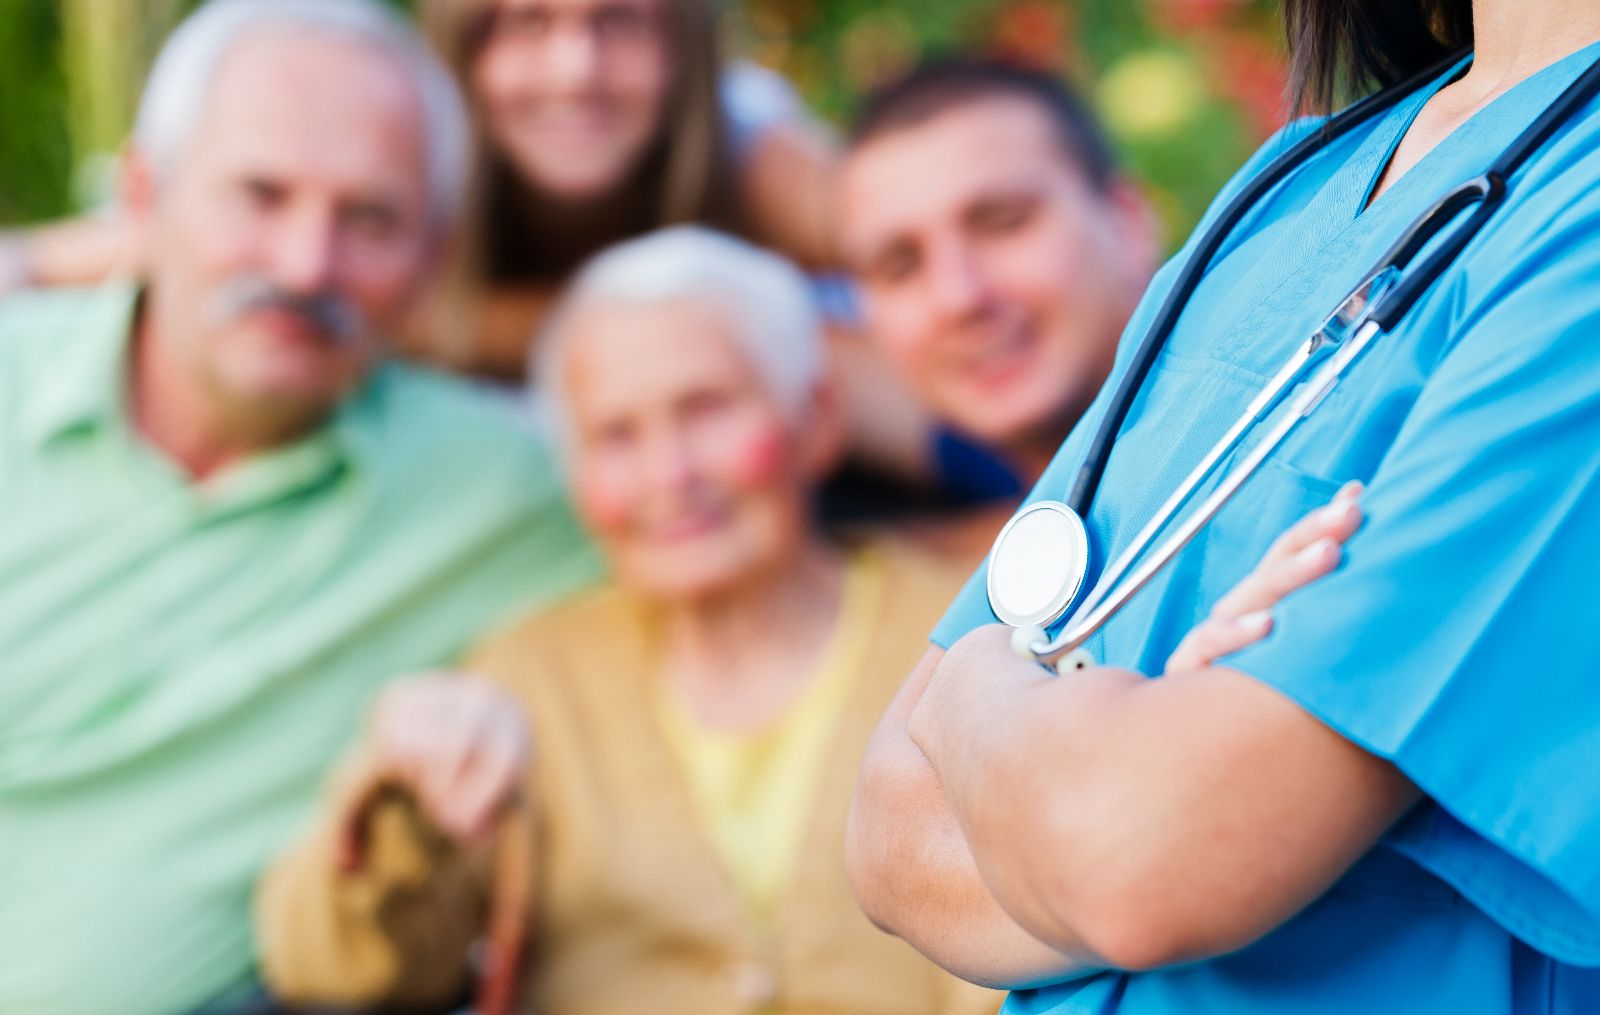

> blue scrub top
[932,45,1600,1014]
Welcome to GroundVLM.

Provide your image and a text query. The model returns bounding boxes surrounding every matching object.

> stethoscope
[988,48,1600,674]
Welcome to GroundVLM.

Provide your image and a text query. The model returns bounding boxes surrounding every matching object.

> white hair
[538,226,826,453]
[133,0,470,223]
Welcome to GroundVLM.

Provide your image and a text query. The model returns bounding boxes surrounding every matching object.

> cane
[340,786,536,1015]
[472,803,536,1015]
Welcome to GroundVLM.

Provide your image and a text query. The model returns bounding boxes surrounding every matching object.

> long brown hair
[1284,0,1473,112]
[417,0,743,356]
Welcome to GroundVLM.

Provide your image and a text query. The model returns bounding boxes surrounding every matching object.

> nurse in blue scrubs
[846,0,1600,1011]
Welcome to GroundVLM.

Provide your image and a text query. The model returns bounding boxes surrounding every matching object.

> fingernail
[1335,481,1364,501]
[1297,537,1338,563]
[1318,500,1357,525]
[1238,610,1272,634]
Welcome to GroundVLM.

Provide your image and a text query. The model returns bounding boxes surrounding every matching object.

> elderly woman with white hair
[257,227,1359,1015]
[258,225,1003,1015]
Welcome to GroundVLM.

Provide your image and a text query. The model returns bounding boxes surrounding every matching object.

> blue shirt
[932,46,1600,1014]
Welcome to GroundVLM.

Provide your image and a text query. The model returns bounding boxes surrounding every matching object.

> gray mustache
[215,276,366,347]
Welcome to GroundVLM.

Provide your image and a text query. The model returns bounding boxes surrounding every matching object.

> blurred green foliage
[739,0,1288,244]
[0,2,74,224]
[0,0,413,226]
[0,0,1287,247]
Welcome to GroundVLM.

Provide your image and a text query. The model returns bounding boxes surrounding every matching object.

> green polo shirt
[0,286,602,1015]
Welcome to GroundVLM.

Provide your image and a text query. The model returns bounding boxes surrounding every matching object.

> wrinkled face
[561,298,825,601]
[132,31,436,418]
[471,0,672,199]
[841,97,1153,454]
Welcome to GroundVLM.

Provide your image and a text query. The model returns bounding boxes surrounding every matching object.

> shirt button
[731,961,779,1008]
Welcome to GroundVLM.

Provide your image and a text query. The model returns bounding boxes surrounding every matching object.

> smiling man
[840,62,1159,490]
[0,3,597,1013]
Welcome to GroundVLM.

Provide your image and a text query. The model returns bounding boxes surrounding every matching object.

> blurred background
[0,0,1287,247]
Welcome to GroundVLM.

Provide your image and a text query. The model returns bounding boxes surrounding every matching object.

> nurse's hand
[1165,482,1364,673]
[336,673,530,870]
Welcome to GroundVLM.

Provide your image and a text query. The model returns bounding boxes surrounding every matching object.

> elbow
[1040,855,1255,973]
[844,830,896,936]
[1077,899,1260,973]
[844,738,926,937]
[1072,901,1195,974]
[1020,870,1195,972]
[844,754,897,933]
[1019,805,1242,973]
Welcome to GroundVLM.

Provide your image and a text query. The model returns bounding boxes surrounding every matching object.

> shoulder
[354,362,567,503]
[720,60,806,154]
[463,582,639,692]
[0,286,133,439]
[1472,103,1600,262]
[0,285,123,361]
[861,533,976,641]
[1441,101,1600,344]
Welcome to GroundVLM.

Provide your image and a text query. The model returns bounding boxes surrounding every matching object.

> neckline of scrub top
[1355,41,1600,221]
[1165,40,1600,388]
[1352,55,1470,216]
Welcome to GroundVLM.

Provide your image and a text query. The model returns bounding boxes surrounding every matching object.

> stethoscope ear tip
[1010,624,1049,659]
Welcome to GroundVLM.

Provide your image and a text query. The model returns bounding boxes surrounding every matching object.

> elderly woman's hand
[336,673,530,869]
[1165,481,1364,673]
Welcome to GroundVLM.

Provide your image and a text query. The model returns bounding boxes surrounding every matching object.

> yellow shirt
[654,548,883,920]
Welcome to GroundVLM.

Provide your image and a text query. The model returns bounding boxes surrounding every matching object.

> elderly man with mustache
[0,2,599,1013]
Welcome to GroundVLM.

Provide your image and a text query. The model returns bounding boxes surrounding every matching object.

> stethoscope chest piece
[986,500,1090,629]
[978,49,1600,672]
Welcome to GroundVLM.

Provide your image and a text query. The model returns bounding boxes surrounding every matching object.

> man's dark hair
[1284,0,1471,113]
[849,59,1120,192]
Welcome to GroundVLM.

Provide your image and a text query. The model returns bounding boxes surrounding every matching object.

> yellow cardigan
[259,538,1002,1015]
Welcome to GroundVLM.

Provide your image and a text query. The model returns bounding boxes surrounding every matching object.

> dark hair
[1285,0,1473,113]
[849,59,1120,192]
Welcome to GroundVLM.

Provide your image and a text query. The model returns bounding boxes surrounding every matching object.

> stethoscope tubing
[1371,52,1600,329]
[1066,335,1324,627]
[1024,48,1600,669]
[1029,317,1386,667]
[1063,50,1472,520]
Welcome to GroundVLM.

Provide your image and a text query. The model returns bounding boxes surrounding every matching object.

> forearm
[912,640,1154,965]
[849,730,1092,988]
[828,322,939,483]
[848,649,1093,989]
[913,630,1418,970]
[743,119,840,269]
[6,215,135,289]
[256,762,489,1008]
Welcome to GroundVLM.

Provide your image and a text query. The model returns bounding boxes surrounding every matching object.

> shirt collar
[194,371,388,514]
[21,282,386,505]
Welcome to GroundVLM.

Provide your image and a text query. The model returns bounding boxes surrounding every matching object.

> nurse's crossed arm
[846,487,1369,984]
[904,609,1418,972]
[854,161,1600,993]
